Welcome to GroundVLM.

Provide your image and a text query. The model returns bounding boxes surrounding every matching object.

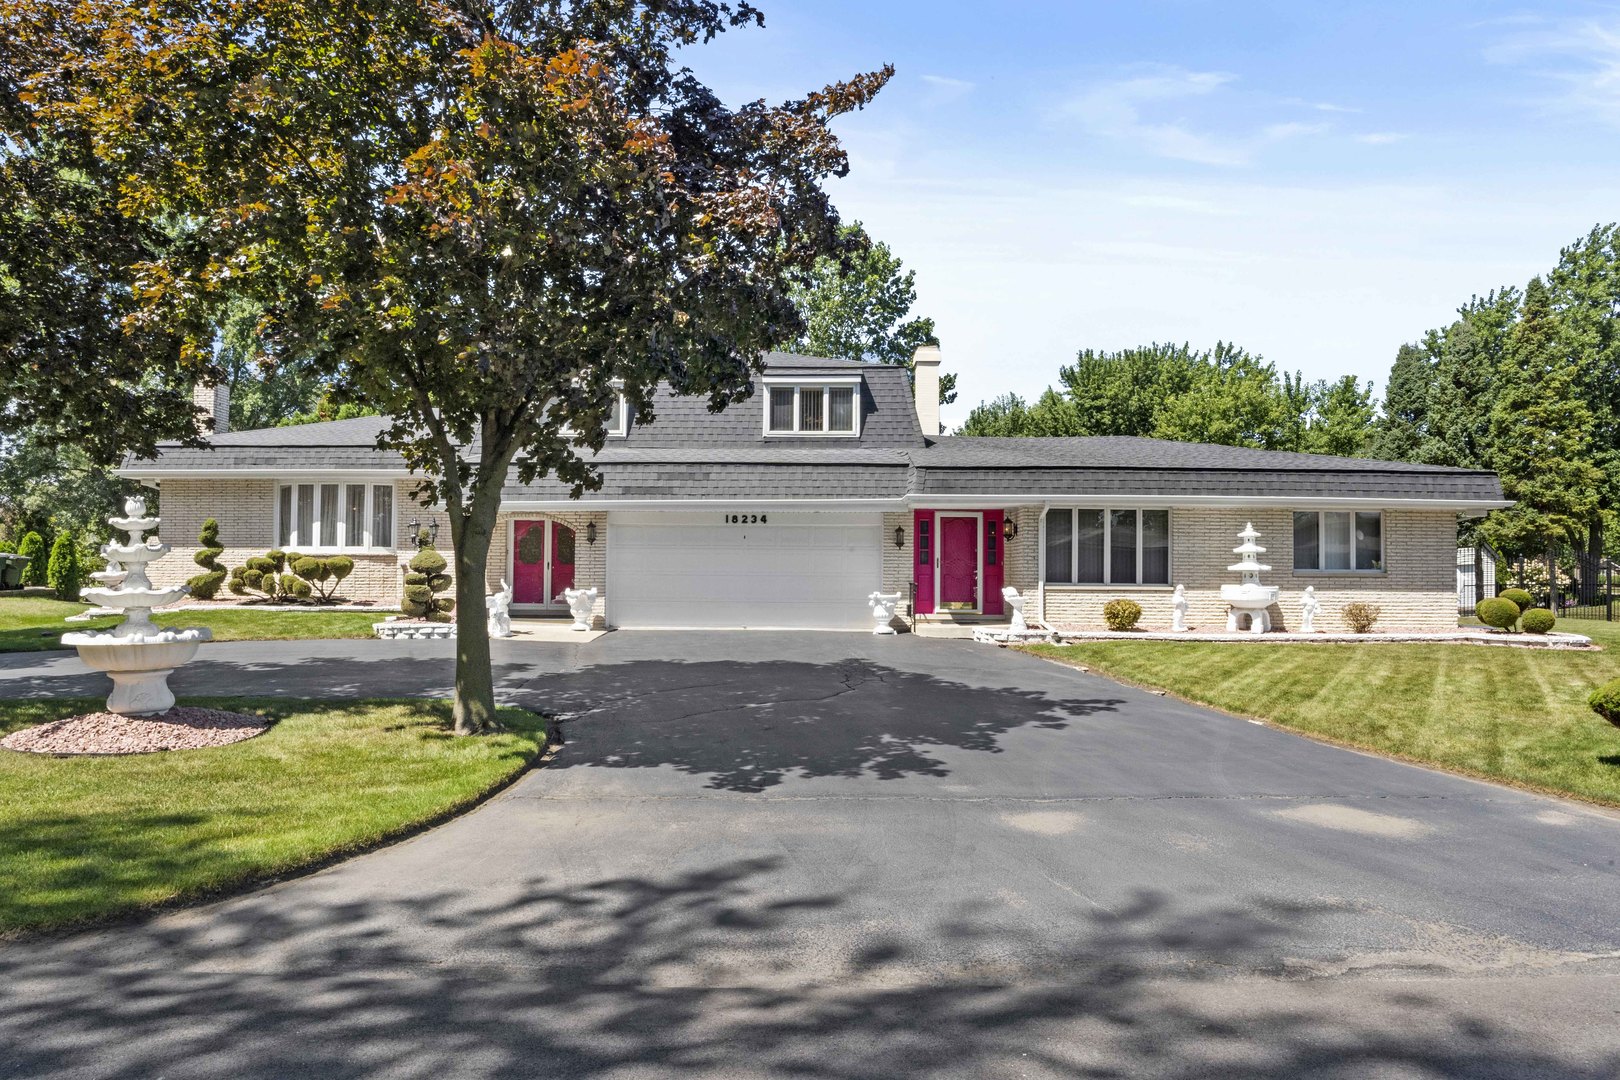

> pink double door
[511,520,575,607]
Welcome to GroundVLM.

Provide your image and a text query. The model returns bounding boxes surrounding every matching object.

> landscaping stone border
[373,619,456,640]
[1036,628,1595,649]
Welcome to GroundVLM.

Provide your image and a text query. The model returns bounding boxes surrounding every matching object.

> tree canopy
[960,341,1373,457]
[12,0,889,731]
[785,222,954,403]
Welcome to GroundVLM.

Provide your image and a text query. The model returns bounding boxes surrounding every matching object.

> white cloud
[1057,68,1327,166]
[917,74,975,110]
[1485,16,1620,126]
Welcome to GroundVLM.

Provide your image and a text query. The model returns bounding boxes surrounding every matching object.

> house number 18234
[725,514,767,525]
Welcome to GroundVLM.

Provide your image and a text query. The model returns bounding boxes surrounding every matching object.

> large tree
[21,0,888,733]
[1480,277,1604,557]
[785,222,954,403]
[0,14,215,458]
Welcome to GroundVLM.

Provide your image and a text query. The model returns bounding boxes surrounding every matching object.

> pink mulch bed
[0,707,269,756]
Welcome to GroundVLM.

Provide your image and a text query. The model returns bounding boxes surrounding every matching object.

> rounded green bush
[1476,597,1521,631]
[281,574,313,600]
[16,532,45,586]
[1103,598,1142,632]
[326,555,354,581]
[410,547,448,576]
[46,530,83,602]
[1520,607,1557,634]
[1590,678,1620,728]
[1499,588,1533,612]
[293,556,329,582]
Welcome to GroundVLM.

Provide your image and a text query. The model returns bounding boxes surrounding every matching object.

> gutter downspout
[1037,504,1049,626]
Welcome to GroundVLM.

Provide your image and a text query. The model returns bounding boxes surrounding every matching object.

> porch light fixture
[586,521,597,545]
[1001,519,1019,542]
[406,518,439,549]
[894,525,905,549]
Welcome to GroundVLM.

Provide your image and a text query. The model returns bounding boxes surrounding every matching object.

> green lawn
[0,592,381,652]
[0,697,546,936]
[1022,619,1620,808]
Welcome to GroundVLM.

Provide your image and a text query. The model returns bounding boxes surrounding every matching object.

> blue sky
[685,1,1620,427]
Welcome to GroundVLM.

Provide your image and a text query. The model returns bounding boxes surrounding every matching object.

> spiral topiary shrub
[1590,678,1620,728]
[186,518,228,600]
[16,531,45,586]
[46,530,83,601]
[1499,588,1534,612]
[1476,597,1521,631]
[402,545,454,621]
[1103,598,1142,631]
[1519,607,1557,634]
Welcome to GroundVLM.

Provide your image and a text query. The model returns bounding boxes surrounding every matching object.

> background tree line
[960,223,1620,562]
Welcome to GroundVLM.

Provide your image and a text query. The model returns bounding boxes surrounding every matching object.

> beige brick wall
[147,479,608,623]
[1034,506,1458,633]
[146,483,1459,633]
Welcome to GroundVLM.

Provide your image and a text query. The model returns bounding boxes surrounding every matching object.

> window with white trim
[764,383,858,435]
[1294,510,1382,572]
[1044,508,1171,585]
[275,482,395,551]
[560,391,628,438]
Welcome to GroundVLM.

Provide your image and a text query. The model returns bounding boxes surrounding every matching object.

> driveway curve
[3,632,1620,1079]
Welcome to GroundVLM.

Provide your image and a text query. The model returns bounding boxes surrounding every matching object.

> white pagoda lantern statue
[1219,522,1280,634]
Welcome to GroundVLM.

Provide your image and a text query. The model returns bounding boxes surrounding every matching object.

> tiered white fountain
[1220,522,1280,634]
[61,497,212,715]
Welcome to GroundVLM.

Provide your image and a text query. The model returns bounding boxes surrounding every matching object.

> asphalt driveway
[4,632,1620,1078]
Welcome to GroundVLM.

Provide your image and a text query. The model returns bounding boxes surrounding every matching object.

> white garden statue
[1220,522,1280,634]
[868,591,902,635]
[486,579,513,638]
[1171,584,1189,632]
[1299,585,1321,633]
[563,586,599,631]
[1002,586,1028,633]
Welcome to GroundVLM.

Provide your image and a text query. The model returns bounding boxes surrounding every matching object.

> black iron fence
[1459,542,1617,621]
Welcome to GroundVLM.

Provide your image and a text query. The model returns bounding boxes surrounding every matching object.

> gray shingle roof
[124,360,1506,506]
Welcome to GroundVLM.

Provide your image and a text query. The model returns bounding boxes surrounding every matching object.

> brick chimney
[193,381,230,436]
[912,344,941,437]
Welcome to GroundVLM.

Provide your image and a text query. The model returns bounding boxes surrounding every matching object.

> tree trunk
[449,486,503,736]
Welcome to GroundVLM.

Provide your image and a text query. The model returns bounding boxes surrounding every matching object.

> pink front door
[512,520,548,605]
[549,521,575,600]
[938,516,979,610]
[511,520,576,607]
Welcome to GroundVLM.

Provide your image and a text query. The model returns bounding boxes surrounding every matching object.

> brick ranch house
[124,348,1508,633]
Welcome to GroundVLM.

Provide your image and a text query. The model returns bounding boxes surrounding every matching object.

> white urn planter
[563,587,599,631]
[868,591,902,635]
[1001,587,1028,633]
[61,497,211,716]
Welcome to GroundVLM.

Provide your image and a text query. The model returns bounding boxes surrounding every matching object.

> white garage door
[607,512,884,630]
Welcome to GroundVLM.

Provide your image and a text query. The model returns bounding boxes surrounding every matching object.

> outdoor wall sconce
[1001,519,1019,542]
[407,518,440,549]
[586,521,598,545]
[894,525,905,549]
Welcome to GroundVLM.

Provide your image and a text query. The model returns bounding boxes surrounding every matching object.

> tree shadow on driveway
[2,855,1614,1080]
[517,657,1125,792]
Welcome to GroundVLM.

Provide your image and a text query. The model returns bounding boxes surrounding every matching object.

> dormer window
[764,378,860,437]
